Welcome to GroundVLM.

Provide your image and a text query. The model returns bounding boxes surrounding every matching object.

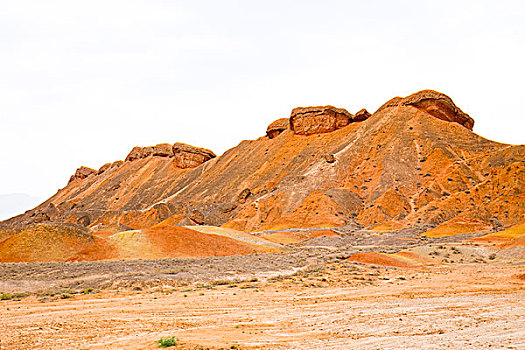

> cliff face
[2,90,523,238]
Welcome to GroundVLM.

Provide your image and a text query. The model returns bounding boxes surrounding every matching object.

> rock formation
[68,166,96,183]
[125,146,154,161]
[124,142,215,168]
[376,90,474,130]
[353,108,371,122]
[152,143,174,157]
[97,163,111,175]
[172,143,216,169]
[266,118,289,139]
[290,106,354,135]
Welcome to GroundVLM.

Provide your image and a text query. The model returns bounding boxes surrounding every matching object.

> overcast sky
[1,0,524,203]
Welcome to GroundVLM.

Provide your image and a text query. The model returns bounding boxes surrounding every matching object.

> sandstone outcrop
[111,160,123,168]
[152,143,174,157]
[68,166,96,184]
[98,163,111,175]
[124,142,215,169]
[266,118,289,139]
[376,90,474,130]
[290,106,353,135]
[125,146,154,161]
[353,108,371,122]
[172,143,216,169]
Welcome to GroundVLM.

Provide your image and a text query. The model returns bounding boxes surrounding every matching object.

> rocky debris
[152,143,174,157]
[290,106,354,135]
[237,189,252,204]
[150,202,174,221]
[376,90,474,130]
[69,166,96,184]
[186,203,238,226]
[172,143,216,169]
[266,118,289,139]
[353,108,371,122]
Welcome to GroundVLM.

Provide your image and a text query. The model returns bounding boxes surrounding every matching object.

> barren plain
[1,231,524,350]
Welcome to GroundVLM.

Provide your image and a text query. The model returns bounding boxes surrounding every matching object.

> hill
[0,89,523,261]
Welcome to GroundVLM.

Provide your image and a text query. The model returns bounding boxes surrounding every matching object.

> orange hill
[69,225,283,262]
[1,89,523,261]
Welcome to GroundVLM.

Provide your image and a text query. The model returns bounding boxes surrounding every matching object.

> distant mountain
[0,193,43,221]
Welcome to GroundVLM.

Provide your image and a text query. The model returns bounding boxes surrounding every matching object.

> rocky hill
[1,89,523,247]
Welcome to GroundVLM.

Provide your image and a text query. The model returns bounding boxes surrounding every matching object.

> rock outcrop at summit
[152,143,174,157]
[377,90,475,130]
[125,146,154,161]
[172,143,217,169]
[266,118,289,139]
[124,142,215,169]
[354,108,372,122]
[68,166,96,184]
[290,106,353,135]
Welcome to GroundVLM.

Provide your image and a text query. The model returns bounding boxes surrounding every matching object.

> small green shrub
[1,293,13,301]
[157,336,178,347]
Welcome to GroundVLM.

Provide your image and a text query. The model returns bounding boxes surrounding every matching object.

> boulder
[172,143,216,169]
[266,118,289,139]
[376,90,474,130]
[68,166,96,184]
[152,143,174,157]
[353,108,371,122]
[290,106,353,135]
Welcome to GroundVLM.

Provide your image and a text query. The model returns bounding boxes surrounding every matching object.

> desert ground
[0,231,524,350]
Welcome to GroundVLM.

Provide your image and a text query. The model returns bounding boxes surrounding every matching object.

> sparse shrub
[489,253,496,260]
[1,293,13,301]
[157,336,178,347]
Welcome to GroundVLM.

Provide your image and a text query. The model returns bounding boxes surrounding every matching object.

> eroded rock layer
[290,105,354,135]
[266,118,289,139]
[377,90,475,130]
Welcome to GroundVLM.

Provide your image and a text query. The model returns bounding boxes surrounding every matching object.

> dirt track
[1,261,524,349]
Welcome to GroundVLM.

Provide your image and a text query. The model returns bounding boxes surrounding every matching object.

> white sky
[0,0,524,200]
